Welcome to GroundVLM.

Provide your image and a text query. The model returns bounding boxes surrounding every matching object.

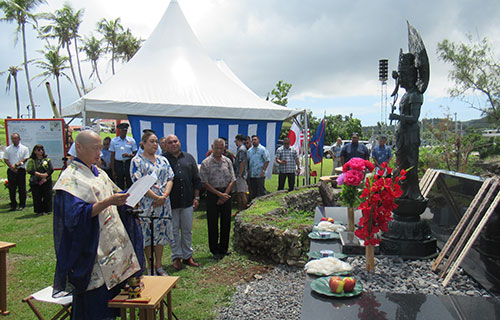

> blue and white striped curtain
[128,115,282,168]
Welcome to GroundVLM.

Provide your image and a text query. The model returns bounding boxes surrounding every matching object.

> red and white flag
[288,121,302,154]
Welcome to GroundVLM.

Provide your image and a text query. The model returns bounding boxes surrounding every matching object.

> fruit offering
[342,277,356,293]
[329,276,344,293]
[329,276,357,294]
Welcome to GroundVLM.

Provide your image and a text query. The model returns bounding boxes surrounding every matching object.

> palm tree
[0,0,46,118]
[0,65,23,117]
[60,4,86,92]
[33,44,71,115]
[97,17,123,75]
[116,28,143,62]
[81,34,103,84]
[40,5,83,97]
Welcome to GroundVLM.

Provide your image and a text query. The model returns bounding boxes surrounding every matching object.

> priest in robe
[52,130,145,319]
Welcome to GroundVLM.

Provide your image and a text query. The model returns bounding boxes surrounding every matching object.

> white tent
[62,0,300,164]
[63,0,298,122]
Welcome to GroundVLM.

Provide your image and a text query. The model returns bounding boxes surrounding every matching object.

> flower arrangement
[354,162,407,246]
[1,178,8,189]
[337,157,375,207]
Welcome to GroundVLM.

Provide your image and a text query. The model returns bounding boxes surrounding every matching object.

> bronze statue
[389,22,430,201]
[381,22,436,259]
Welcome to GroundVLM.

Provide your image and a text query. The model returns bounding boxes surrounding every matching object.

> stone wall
[233,186,327,267]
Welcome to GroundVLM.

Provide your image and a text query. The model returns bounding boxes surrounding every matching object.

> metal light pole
[379,59,389,134]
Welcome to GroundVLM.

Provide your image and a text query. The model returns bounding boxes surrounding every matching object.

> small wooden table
[109,276,178,320]
[0,241,16,316]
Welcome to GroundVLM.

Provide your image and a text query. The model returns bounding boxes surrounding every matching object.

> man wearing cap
[110,123,138,189]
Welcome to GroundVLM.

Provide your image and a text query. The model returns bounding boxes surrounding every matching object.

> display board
[5,119,66,170]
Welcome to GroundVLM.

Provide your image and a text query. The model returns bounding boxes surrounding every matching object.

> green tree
[269,80,292,106]
[323,113,363,145]
[97,17,123,75]
[81,34,103,84]
[40,4,84,97]
[0,65,23,117]
[437,36,500,123]
[62,4,86,92]
[0,0,45,118]
[426,114,483,173]
[33,44,71,115]
[116,28,143,62]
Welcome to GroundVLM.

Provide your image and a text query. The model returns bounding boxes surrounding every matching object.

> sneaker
[155,267,168,276]
[145,268,155,276]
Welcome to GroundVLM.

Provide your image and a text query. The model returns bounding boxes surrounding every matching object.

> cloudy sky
[1,0,499,125]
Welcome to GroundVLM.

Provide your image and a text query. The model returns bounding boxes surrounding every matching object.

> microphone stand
[139,213,171,276]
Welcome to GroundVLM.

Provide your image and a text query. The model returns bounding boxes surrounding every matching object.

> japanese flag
[288,121,302,154]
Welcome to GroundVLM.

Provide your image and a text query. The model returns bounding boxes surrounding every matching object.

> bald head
[75,130,102,166]
[165,134,181,156]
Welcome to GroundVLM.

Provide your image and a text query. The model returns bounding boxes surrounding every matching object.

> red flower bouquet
[355,162,407,246]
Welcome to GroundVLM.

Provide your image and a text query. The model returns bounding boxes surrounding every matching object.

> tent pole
[82,109,86,126]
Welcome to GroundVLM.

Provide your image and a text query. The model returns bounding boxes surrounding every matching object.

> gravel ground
[216,256,493,320]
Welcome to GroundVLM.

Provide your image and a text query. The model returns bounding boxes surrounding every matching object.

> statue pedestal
[381,198,437,259]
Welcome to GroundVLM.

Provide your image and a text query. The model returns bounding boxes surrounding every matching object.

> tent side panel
[128,116,283,170]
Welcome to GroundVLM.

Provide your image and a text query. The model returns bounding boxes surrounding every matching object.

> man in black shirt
[340,132,369,164]
[163,134,202,270]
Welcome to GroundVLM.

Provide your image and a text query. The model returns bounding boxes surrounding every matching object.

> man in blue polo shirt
[247,135,270,200]
[110,123,137,189]
[371,135,393,172]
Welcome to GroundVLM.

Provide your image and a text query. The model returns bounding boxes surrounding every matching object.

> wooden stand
[0,241,15,316]
[109,276,178,320]
[431,177,500,287]
[365,244,375,272]
[347,207,355,232]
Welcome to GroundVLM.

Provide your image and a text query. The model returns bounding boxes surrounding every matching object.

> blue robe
[53,159,145,319]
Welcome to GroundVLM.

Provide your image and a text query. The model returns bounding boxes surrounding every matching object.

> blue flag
[310,117,326,164]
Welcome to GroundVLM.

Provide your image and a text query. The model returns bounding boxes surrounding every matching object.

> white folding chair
[22,286,72,320]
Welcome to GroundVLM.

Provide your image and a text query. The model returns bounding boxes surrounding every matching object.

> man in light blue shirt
[247,135,270,200]
[109,123,138,189]
[100,137,112,177]
[371,135,392,172]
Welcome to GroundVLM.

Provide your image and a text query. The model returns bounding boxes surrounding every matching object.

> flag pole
[303,110,309,185]
[320,110,326,177]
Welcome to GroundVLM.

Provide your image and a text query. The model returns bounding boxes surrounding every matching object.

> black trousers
[206,191,231,255]
[278,173,296,191]
[114,159,132,190]
[31,180,52,214]
[248,177,266,200]
[7,168,26,209]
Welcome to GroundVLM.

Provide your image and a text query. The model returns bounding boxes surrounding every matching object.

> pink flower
[336,173,345,186]
[347,157,366,171]
[344,170,363,186]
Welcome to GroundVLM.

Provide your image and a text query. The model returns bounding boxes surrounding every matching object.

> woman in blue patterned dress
[130,131,174,276]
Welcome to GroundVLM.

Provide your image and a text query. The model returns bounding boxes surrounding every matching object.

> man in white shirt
[3,133,30,211]
[110,123,138,189]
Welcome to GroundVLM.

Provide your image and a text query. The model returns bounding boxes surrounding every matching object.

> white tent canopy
[62,0,299,121]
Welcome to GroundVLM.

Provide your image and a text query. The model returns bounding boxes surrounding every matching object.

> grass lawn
[0,120,336,318]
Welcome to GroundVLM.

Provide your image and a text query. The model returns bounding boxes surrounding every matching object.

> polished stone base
[381,235,438,259]
[339,231,380,255]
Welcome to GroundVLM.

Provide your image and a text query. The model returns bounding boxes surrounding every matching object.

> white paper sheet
[125,172,157,207]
